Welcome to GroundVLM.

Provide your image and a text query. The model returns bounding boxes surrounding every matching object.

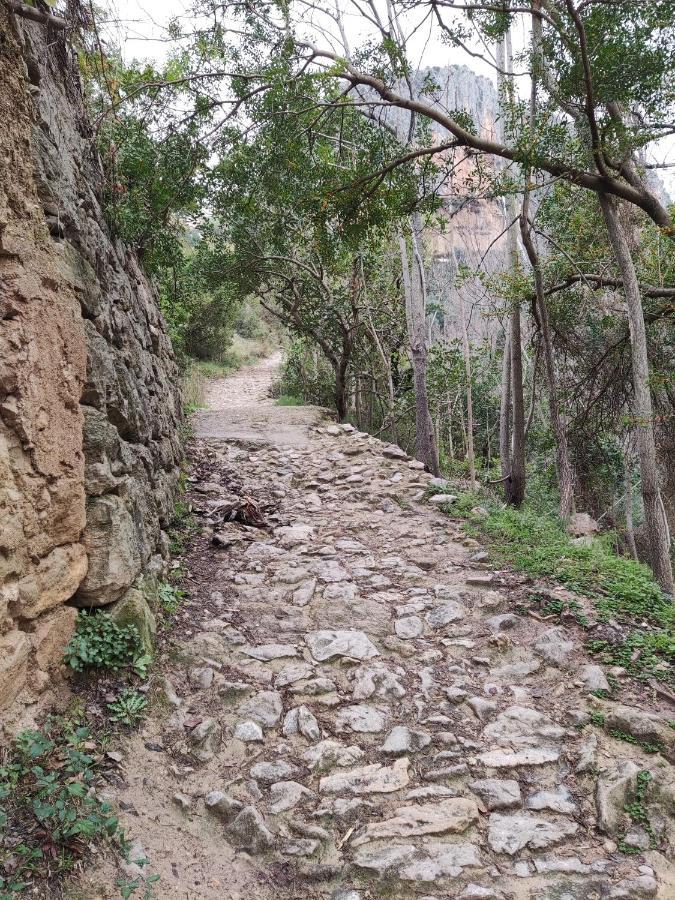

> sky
[99,0,673,195]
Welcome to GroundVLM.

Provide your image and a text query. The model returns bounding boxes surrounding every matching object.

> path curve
[78,358,674,900]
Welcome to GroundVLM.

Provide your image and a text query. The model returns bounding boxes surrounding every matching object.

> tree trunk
[499,328,512,480]
[623,447,639,562]
[399,222,441,475]
[520,215,575,519]
[459,290,477,488]
[599,194,673,593]
[508,300,526,506]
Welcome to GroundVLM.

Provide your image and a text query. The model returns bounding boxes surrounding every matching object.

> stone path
[79,357,674,900]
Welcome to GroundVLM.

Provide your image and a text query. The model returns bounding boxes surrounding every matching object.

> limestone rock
[428,494,458,506]
[189,718,222,762]
[596,760,641,836]
[74,495,142,605]
[381,726,431,755]
[227,806,274,852]
[579,663,610,693]
[282,705,321,741]
[238,691,283,728]
[425,601,466,628]
[335,704,386,733]
[469,779,522,811]
[604,705,674,757]
[482,706,566,748]
[319,758,410,795]
[109,587,156,654]
[234,720,264,742]
[487,812,578,854]
[250,760,299,784]
[533,626,577,669]
[269,781,314,814]
[477,748,560,768]
[352,798,479,845]
[527,785,577,814]
[395,616,424,639]
[205,791,243,822]
[303,740,365,772]
[305,630,379,662]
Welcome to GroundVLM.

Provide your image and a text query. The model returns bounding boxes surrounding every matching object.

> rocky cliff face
[0,10,182,730]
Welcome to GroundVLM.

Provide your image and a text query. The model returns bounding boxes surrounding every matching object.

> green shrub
[63,612,142,674]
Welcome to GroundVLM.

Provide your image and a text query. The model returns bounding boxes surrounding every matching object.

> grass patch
[444,491,674,682]
[275,394,304,406]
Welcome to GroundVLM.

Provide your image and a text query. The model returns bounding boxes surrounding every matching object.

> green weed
[0,718,123,896]
[107,690,148,728]
[274,394,304,406]
[63,613,142,674]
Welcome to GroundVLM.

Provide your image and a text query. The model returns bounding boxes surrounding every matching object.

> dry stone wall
[0,10,182,730]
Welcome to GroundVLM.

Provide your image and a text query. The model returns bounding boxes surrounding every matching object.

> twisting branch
[6,0,67,29]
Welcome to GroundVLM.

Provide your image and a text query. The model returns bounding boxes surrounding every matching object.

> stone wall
[0,10,182,731]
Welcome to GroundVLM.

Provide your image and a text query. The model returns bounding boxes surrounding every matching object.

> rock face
[0,10,181,727]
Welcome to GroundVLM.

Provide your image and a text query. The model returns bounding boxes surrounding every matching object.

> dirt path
[78,357,674,900]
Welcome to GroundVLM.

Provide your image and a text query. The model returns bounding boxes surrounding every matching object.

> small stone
[227,806,274,853]
[250,761,298,784]
[235,720,264,742]
[428,494,458,506]
[381,726,431,755]
[527,785,577,815]
[303,740,365,772]
[335,704,386,733]
[189,718,222,762]
[488,812,578,855]
[623,825,651,850]
[467,697,498,722]
[575,732,598,773]
[469,779,522,811]
[282,705,321,741]
[319,758,410,795]
[275,662,315,688]
[281,838,320,856]
[238,691,283,728]
[395,616,424,639]
[426,602,466,628]
[269,781,314,814]
[173,792,192,811]
[205,790,243,822]
[305,630,379,662]
[579,664,610,693]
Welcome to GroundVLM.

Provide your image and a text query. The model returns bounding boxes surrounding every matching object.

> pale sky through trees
[102,0,673,195]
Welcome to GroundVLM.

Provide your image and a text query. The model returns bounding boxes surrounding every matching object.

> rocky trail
[78,356,674,900]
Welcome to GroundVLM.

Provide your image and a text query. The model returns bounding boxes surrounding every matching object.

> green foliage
[107,690,148,727]
[589,712,606,728]
[275,394,304,407]
[63,613,142,674]
[116,873,161,899]
[167,499,197,557]
[0,718,122,896]
[619,770,657,854]
[586,631,674,683]
[608,730,664,755]
[156,582,185,615]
